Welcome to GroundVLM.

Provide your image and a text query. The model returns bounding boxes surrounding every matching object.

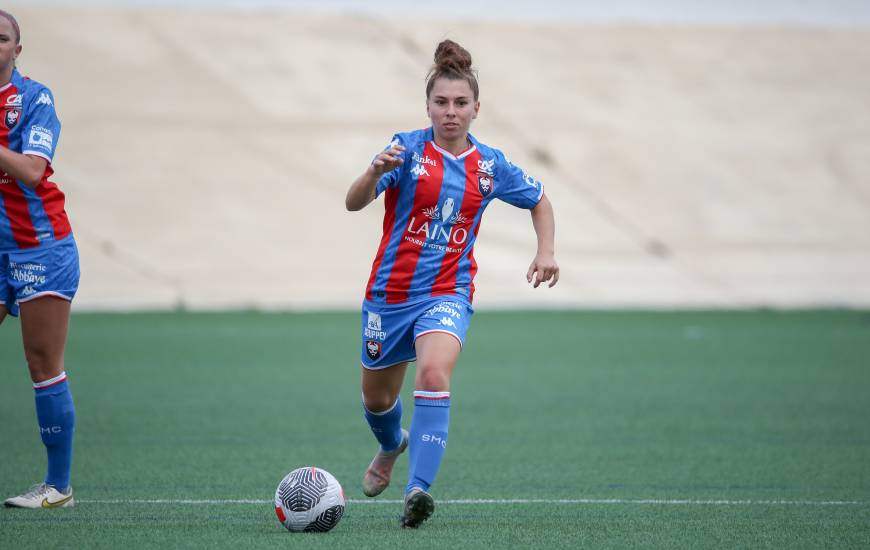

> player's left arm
[527,192,559,288]
[0,148,48,189]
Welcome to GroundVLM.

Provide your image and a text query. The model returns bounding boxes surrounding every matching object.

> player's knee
[362,392,397,413]
[23,343,61,379]
[415,365,450,392]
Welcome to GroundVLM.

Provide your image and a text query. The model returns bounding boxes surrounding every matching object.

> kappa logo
[36,92,53,106]
[5,94,22,107]
[440,317,456,328]
[410,163,430,178]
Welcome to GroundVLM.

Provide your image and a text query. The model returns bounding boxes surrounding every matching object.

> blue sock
[34,373,76,490]
[406,391,450,494]
[363,397,403,452]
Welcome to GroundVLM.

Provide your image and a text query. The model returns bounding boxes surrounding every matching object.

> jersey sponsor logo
[406,198,469,252]
[36,92,53,106]
[477,158,495,176]
[412,151,438,167]
[410,163,429,178]
[5,94,23,107]
[4,108,19,128]
[365,340,382,360]
[28,126,54,149]
[478,175,492,197]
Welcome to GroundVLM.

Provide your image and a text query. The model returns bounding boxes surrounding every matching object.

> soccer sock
[406,391,450,494]
[34,373,76,491]
[363,396,404,452]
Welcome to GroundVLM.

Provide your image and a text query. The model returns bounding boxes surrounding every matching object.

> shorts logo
[4,109,20,128]
[478,175,492,197]
[440,317,456,328]
[367,312,382,331]
[364,311,386,340]
[366,340,382,360]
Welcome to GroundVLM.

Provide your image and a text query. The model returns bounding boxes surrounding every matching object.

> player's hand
[527,252,559,288]
[370,145,405,176]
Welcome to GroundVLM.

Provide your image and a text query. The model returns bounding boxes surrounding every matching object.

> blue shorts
[360,294,474,369]
[0,236,80,317]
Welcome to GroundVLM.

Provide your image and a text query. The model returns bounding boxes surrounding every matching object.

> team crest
[366,340,382,360]
[478,175,492,197]
[4,109,20,129]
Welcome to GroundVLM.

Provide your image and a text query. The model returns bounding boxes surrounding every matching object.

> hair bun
[433,40,473,73]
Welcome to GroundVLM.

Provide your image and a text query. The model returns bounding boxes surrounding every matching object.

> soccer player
[0,9,79,509]
[346,39,559,527]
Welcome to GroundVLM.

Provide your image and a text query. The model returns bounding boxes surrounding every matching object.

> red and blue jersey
[365,127,544,304]
[0,69,71,252]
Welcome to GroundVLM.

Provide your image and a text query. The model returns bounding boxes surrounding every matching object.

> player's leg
[359,302,416,497]
[361,362,410,496]
[3,296,77,508]
[402,332,461,527]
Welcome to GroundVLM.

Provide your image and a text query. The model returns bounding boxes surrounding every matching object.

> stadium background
[2,1,869,548]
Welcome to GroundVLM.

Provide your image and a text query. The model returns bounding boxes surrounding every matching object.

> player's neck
[433,134,472,157]
[0,66,12,87]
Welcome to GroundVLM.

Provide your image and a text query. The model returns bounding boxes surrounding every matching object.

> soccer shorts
[0,235,80,317]
[360,294,474,369]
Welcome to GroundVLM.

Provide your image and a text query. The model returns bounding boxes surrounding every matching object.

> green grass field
[1,310,869,548]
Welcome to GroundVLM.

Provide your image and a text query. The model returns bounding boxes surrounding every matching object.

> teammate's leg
[5,296,76,508]
[361,362,410,496]
[402,332,461,527]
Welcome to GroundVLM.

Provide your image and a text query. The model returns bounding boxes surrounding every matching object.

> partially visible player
[0,9,80,509]
[346,39,559,527]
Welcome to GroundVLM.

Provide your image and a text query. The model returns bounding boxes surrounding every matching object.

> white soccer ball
[274,466,345,532]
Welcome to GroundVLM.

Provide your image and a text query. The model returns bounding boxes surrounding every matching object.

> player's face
[0,18,21,77]
[427,77,480,144]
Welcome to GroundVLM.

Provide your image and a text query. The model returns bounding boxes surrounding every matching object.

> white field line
[79,498,866,506]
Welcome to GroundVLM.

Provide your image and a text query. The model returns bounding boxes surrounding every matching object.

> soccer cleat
[362,429,409,497]
[4,483,75,509]
[400,487,435,528]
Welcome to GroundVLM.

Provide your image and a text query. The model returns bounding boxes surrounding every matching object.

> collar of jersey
[431,139,477,161]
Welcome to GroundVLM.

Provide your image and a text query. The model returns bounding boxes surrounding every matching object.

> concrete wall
[10,7,870,309]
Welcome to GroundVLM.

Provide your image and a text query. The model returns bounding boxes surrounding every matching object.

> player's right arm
[345,144,405,211]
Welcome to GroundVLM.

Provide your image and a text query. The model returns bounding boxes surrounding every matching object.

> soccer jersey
[0,69,71,252]
[365,127,544,304]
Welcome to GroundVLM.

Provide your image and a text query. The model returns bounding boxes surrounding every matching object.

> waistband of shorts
[0,233,76,255]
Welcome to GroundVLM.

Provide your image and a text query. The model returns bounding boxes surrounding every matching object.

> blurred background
[7,0,870,311]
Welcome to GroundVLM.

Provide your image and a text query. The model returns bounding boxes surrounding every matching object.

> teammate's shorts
[0,235,80,317]
[360,294,474,369]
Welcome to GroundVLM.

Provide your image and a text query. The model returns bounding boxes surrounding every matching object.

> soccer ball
[274,466,345,532]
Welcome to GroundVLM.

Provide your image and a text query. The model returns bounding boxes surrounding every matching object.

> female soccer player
[346,39,559,527]
[1,9,79,509]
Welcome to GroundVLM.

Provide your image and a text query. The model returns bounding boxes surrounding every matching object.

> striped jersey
[365,127,544,304]
[0,69,71,252]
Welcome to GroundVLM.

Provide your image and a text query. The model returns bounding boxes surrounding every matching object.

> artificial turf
[1,310,869,548]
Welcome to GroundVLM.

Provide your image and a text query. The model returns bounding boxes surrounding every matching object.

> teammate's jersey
[365,127,544,304]
[0,69,71,252]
